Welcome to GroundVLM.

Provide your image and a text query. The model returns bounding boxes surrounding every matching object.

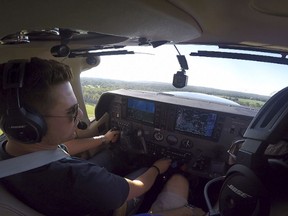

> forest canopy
[81,77,269,108]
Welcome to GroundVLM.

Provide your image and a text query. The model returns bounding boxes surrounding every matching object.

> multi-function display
[175,107,217,138]
[127,98,155,124]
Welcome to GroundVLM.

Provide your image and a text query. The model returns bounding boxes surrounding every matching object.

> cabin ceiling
[1,0,288,56]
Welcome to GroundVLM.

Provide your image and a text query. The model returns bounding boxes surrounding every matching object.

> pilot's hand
[152,158,172,174]
[104,129,120,143]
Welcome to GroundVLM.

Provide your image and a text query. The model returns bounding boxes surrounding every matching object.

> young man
[0,58,205,216]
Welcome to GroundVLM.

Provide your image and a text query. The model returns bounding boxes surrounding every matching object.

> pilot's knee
[169,174,189,184]
[163,174,189,198]
[167,174,189,187]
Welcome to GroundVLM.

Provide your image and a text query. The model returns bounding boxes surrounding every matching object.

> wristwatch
[98,135,107,144]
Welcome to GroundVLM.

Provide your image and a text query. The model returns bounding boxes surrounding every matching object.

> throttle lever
[137,129,148,154]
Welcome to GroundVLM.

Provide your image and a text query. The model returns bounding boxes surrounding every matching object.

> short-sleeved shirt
[0,140,129,216]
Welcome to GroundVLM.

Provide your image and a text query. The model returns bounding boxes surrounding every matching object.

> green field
[238,98,265,108]
[85,103,95,119]
[81,78,269,109]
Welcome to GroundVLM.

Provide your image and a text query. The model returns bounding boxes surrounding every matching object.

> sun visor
[251,0,288,17]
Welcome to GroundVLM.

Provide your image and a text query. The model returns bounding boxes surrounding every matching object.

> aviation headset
[0,60,47,143]
[218,86,288,216]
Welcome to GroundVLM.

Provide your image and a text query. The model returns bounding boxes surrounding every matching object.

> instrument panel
[96,89,259,178]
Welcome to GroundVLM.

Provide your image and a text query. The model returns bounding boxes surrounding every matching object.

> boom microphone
[77,121,88,130]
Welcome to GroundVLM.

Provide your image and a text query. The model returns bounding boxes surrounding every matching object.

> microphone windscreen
[77,121,88,130]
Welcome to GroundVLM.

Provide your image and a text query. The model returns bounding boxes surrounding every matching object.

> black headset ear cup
[1,60,47,143]
[2,106,47,143]
[219,164,270,216]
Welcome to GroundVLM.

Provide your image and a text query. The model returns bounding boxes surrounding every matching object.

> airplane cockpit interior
[1,1,288,216]
[95,89,256,178]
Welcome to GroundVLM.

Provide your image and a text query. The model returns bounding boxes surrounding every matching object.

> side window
[80,77,117,120]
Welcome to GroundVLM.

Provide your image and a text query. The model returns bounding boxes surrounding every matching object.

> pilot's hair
[0,57,73,116]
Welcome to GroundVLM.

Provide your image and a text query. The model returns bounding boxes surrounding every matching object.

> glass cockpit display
[175,107,217,138]
[127,98,155,124]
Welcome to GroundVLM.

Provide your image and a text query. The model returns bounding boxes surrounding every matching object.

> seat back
[218,87,288,216]
[0,183,43,216]
[0,134,68,216]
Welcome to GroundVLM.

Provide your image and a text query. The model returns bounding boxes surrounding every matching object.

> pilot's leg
[149,174,189,213]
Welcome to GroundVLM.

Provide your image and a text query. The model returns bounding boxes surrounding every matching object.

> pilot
[0,58,205,216]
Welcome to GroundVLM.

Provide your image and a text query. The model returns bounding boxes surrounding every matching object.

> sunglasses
[43,103,79,123]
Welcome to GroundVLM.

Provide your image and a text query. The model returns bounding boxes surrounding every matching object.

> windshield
[80,45,288,118]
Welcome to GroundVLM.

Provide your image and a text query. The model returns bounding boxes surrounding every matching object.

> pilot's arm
[64,129,119,155]
[125,158,171,201]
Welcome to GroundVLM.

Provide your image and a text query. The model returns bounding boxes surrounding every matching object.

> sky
[81,45,288,96]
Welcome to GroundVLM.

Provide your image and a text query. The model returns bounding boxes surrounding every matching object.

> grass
[238,98,265,108]
[85,103,95,119]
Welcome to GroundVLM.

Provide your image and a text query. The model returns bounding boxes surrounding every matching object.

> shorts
[149,191,188,213]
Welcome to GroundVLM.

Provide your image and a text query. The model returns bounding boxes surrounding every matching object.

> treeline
[81,77,270,108]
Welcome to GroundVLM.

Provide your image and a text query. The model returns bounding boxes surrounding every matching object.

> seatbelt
[0,145,69,179]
